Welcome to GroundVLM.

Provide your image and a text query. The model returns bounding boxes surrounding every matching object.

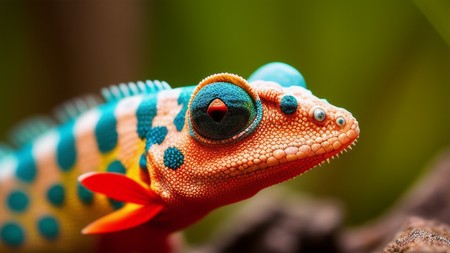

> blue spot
[136,97,157,139]
[280,95,298,115]
[37,216,59,240]
[1,222,25,247]
[106,160,126,174]
[145,126,168,151]
[77,182,93,205]
[174,87,194,132]
[248,62,306,88]
[95,106,118,153]
[139,154,147,170]
[15,145,37,183]
[7,190,29,213]
[163,147,184,170]
[47,184,65,207]
[56,121,77,171]
[109,199,125,210]
[105,161,126,208]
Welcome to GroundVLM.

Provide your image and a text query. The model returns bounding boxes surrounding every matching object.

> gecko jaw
[319,144,355,167]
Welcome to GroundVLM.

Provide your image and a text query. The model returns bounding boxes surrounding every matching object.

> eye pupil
[207,98,228,122]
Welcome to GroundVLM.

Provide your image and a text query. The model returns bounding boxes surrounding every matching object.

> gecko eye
[188,73,263,144]
[190,82,257,141]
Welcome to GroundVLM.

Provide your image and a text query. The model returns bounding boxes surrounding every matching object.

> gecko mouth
[320,138,358,165]
[215,136,360,204]
[259,126,359,169]
[224,135,359,181]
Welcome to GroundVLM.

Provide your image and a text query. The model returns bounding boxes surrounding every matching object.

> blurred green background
[0,0,448,246]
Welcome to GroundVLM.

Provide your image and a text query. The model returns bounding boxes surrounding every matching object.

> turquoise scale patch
[280,95,298,115]
[136,97,157,139]
[248,62,306,88]
[6,190,29,213]
[163,147,184,170]
[15,145,37,183]
[47,184,65,207]
[1,222,25,247]
[145,126,168,151]
[95,106,118,153]
[139,154,147,170]
[106,160,126,174]
[37,216,59,240]
[77,182,93,205]
[106,160,126,209]
[173,87,194,132]
[56,121,77,171]
[108,199,125,210]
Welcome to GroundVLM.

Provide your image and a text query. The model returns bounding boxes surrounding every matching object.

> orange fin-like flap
[79,172,160,205]
[82,203,164,234]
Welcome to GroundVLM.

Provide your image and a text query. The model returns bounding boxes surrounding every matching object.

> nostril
[336,117,345,127]
[313,108,326,122]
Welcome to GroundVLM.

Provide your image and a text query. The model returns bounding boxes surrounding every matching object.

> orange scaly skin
[145,75,359,237]
[0,63,359,252]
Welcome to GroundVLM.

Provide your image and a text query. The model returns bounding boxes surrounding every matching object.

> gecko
[0,62,359,252]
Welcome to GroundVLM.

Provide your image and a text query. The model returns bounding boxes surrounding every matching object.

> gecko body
[0,62,359,252]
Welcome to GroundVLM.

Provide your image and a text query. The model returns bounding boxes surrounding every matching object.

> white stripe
[75,109,101,173]
[0,155,17,181]
[33,130,61,193]
[33,130,59,159]
[115,96,143,165]
[154,88,182,133]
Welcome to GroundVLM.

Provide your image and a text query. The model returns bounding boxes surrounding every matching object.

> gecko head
[148,63,359,211]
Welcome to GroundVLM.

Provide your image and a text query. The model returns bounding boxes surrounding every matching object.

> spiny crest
[53,95,102,123]
[101,80,171,102]
[0,143,13,160]
[8,116,56,147]
[7,95,102,147]
[4,78,171,148]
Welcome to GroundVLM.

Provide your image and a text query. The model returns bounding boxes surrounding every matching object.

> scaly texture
[0,62,359,252]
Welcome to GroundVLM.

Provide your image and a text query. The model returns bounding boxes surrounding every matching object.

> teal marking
[280,95,298,115]
[15,145,37,183]
[37,216,59,240]
[174,87,194,131]
[7,190,29,213]
[106,161,126,208]
[77,182,93,205]
[139,154,147,170]
[109,199,125,210]
[95,105,118,153]
[1,222,25,247]
[163,147,184,170]
[145,126,168,151]
[47,184,65,207]
[248,62,306,88]
[189,82,257,140]
[56,121,77,171]
[106,160,126,174]
[136,96,157,139]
